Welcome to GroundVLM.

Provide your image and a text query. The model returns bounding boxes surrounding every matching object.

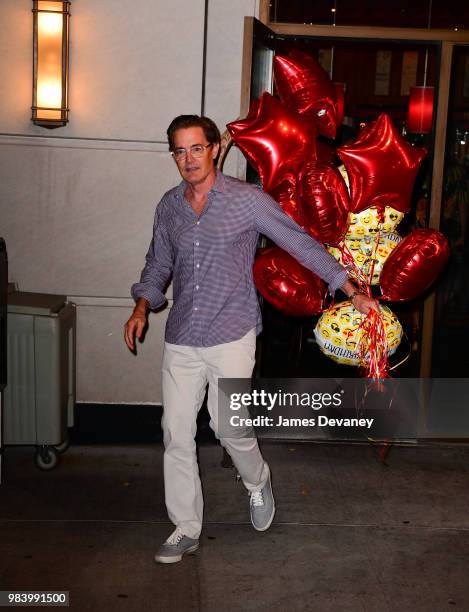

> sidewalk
[1,442,468,611]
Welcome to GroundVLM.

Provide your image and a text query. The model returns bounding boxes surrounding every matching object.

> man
[124,114,377,564]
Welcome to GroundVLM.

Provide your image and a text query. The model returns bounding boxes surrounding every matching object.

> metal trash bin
[3,291,76,470]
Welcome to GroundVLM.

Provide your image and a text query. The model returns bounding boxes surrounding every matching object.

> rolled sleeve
[131,200,174,310]
[253,188,349,296]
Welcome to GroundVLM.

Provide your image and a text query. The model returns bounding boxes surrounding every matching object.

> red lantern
[407,86,434,134]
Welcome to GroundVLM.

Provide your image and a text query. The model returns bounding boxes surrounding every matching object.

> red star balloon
[337,113,426,214]
[227,92,316,193]
[297,162,350,246]
[246,97,259,120]
[273,51,338,139]
[253,247,327,316]
[227,98,260,135]
[380,229,450,301]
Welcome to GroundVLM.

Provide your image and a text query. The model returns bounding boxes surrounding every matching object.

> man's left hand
[352,293,380,315]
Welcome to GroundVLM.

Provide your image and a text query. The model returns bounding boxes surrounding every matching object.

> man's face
[172,126,219,186]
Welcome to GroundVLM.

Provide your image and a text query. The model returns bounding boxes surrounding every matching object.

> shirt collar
[176,168,226,199]
[211,169,226,193]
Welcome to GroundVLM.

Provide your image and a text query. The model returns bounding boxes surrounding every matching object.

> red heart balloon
[227,92,317,193]
[269,173,304,228]
[253,247,327,316]
[380,229,450,301]
[297,162,350,246]
[273,52,338,139]
[338,113,426,214]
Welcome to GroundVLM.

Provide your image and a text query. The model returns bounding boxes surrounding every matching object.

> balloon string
[338,240,388,377]
[388,331,411,372]
[336,209,391,378]
[354,382,394,459]
[366,207,385,286]
[367,226,382,286]
[339,242,370,295]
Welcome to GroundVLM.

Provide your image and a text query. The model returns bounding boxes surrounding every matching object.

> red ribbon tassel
[358,309,389,379]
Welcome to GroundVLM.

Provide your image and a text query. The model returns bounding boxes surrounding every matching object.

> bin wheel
[35,446,59,471]
[54,437,70,454]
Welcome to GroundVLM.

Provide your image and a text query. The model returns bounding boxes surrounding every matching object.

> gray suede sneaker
[154,527,199,564]
[249,473,275,531]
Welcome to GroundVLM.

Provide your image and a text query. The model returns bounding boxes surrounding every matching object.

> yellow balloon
[337,166,404,238]
[314,301,403,366]
[327,233,401,285]
[345,206,405,240]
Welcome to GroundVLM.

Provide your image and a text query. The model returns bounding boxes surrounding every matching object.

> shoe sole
[154,543,199,564]
[252,476,276,532]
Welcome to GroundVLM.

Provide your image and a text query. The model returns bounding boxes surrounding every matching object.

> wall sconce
[32,1,70,128]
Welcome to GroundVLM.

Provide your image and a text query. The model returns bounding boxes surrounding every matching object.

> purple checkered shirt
[131,170,349,347]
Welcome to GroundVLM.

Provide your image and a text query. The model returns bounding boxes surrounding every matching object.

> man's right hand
[124,298,149,352]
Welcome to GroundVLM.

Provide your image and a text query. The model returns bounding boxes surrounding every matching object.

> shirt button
[194,307,198,311]
[196,285,199,290]
[196,263,200,268]
[195,241,199,246]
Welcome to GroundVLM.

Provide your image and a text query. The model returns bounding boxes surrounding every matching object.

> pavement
[1,441,469,611]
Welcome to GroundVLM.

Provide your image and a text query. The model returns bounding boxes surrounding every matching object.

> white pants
[161,328,269,539]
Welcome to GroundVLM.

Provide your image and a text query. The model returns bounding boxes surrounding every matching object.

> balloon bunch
[227,52,450,377]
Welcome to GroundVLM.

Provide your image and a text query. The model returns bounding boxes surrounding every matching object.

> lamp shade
[32,1,70,128]
[334,82,345,127]
[407,86,434,134]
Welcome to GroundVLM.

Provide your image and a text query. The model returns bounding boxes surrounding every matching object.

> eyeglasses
[172,143,213,161]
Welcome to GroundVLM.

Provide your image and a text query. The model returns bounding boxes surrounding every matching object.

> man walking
[124,115,376,564]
